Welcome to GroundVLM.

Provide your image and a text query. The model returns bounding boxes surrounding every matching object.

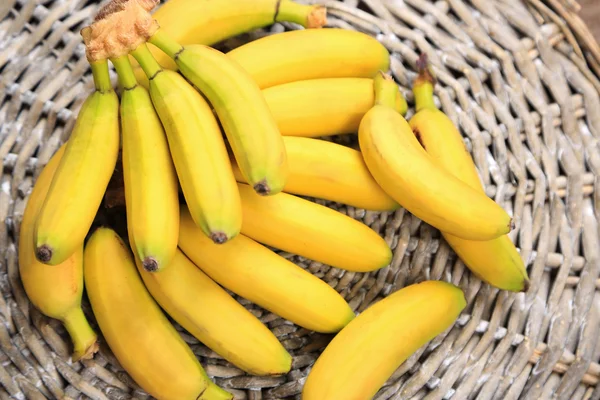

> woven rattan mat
[1,0,600,399]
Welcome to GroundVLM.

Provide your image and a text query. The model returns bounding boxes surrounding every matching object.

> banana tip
[509,218,515,231]
[307,6,328,28]
[253,180,271,196]
[142,256,159,272]
[415,53,436,86]
[210,232,228,245]
[35,245,53,263]
[521,278,531,293]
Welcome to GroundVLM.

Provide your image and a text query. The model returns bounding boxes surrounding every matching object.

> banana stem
[62,307,98,362]
[277,1,327,28]
[413,53,437,112]
[148,29,184,61]
[90,59,112,93]
[130,43,163,80]
[373,71,398,109]
[110,55,138,90]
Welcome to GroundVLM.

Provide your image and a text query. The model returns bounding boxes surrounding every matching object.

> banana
[302,280,466,400]
[235,182,392,272]
[33,59,119,265]
[178,207,355,333]
[409,55,529,292]
[135,247,292,376]
[262,77,407,137]
[130,43,242,244]
[84,227,225,400]
[148,31,289,196]
[231,136,398,211]
[19,144,98,362]
[110,55,179,272]
[358,72,513,241]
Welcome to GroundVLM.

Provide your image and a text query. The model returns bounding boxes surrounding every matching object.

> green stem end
[62,308,99,362]
[130,43,163,80]
[413,53,438,112]
[374,71,399,110]
[148,29,184,61]
[110,55,138,90]
[90,59,113,93]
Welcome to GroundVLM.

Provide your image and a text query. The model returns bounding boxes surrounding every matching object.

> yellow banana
[178,207,355,333]
[231,136,398,211]
[110,55,179,272]
[302,280,466,400]
[84,227,225,400]
[358,73,513,241]
[19,144,98,362]
[135,248,292,376]
[148,31,289,196]
[130,43,241,244]
[262,77,407,137]
[235,183,392,272]
[409,55,529,292]
[33,60,119,265]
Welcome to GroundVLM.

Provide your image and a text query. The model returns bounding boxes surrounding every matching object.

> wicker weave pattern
[1,0,599,399]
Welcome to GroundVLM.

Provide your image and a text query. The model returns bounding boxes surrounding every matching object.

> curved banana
[235,183,392,272]
[33,60,119,265]
[111,55,179,272]
[178,207,355,333]
[358,73,513,241]
[409,56,529,292]
[131,43,242,244]
[19,144,98,362]
[231,136,398,211]
[84,227,224,400]
[148,31,289,196]
[262,77,407,137]
[302,280,466,400]
[136,248,292,375]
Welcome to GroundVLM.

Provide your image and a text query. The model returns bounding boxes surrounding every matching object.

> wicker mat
[1,0,600,399]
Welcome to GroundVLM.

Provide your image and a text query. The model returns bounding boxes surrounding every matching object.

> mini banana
[130,43,242,244]
[235,182,392,272]
[178,207,355,333]
[231,136,398,211]
[148,31,289,196]
[110,55,179,272]
[359,72,513,241]
[302,281,466,400]
[409,55,529,292]
[33,60,119,265]
[84,227,226,400]
[19,144,98,362]
[135,247,292,376]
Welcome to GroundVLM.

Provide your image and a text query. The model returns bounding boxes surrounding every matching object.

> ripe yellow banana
[135,248,292,376]
[231,136,398,211]
[262,77,407,137]
[409,56,529,292]
[148,31,289,196]
[130,43,241,244]
[84,227,225,400]
[33,60,119,265]
[358,73,513,241]
[302,280,466,400]
[235,182,392,272]
[178,207,355,333]
[110,55,179,272]
[19,144,98,362]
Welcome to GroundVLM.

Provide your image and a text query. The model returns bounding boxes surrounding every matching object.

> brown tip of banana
[210,232,228,245]
[142,256,159,272]
[521,279,531,293]
[509,218,515,231]
[415,53,436,85]
[35,245,53,263]
[253,180,271,196]
[307,6,328,28]
[73,340,99,362]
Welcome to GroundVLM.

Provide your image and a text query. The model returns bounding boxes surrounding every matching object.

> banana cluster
[17,0,530,399]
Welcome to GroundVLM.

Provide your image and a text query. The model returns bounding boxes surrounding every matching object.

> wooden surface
[580,0,600,42]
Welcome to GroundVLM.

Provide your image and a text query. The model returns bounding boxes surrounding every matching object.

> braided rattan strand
[1,0,600,398]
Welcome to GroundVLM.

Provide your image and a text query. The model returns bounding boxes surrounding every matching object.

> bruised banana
[111,55,179,272]
[359,73,513,241]
[84,227,228,400]
[236,182,392,272]
[131,43,242,244]
[135,248,292,376]
[231,136,398,211]
[34,60,119,265]
[409,56,529,292]
[178,207,355,333]
[19,144,98,362]
[302,281,466,400]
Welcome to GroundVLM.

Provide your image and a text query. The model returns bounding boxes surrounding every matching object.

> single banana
[110,55,179,272]
[231,136,398,211]
[84,227,225,400]
[262,77,407,137]
[302,280,466,400]
[148,31,289,196]
[359,72,513,241]
[135,247,292,375]
[178,207,355,333]
[19,144,98,362]
[409,55,529,292]
[130,43,242,244]
[33,60,119,265]
[235,182,392,272]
